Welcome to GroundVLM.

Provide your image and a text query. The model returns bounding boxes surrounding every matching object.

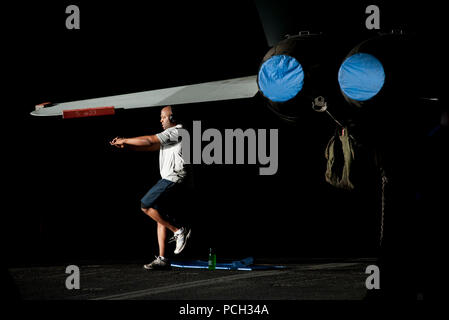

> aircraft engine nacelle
[337,33,439,111]
[257,33,335,123]
[336,33,444,144]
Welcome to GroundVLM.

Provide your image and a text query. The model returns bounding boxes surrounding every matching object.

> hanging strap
[379,168,388,247]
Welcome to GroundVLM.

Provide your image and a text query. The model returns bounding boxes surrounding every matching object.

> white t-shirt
[156,124,186,183]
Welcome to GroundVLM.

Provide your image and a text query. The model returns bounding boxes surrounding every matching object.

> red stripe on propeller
[63,106,115,119]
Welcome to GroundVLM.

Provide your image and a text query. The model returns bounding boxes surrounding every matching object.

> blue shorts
[141,179,177,211]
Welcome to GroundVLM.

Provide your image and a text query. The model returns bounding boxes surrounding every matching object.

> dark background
[4,1,446,266]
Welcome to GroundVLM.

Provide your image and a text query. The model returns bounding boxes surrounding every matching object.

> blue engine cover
[338,53,385,101]
[258,54,304,102]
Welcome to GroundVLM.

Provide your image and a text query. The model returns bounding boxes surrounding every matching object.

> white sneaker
[173,227,191,254]
[143,256,171,270]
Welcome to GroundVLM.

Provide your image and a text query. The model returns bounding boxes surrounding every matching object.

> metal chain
[380,170,388,246]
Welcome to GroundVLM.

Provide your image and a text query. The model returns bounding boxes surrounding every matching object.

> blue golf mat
[170,257,286,271]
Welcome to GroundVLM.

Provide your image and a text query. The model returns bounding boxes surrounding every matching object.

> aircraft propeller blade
[31,75,258,118]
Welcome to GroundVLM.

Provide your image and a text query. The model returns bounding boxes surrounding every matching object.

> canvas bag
[324,127,356,190]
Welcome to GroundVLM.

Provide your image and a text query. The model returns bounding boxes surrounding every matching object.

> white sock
[159,256,167,261]
[175,228,183,235]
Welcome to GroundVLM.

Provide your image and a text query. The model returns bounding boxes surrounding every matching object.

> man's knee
[141,206,155,216]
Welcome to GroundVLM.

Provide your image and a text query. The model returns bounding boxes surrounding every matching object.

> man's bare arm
[110,135,160,151]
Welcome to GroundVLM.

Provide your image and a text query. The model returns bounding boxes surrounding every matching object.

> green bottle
[208,248,216,270]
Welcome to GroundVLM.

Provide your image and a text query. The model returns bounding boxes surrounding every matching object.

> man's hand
[110,137,127,148]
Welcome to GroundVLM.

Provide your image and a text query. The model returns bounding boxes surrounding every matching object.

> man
[110,106,191,270]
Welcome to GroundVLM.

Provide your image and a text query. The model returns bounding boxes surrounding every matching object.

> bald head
[160,105,176,130]
[161,105,173,114]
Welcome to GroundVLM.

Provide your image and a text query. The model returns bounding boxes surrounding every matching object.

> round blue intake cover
[338,53,385,101]
[258,55,304,102]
